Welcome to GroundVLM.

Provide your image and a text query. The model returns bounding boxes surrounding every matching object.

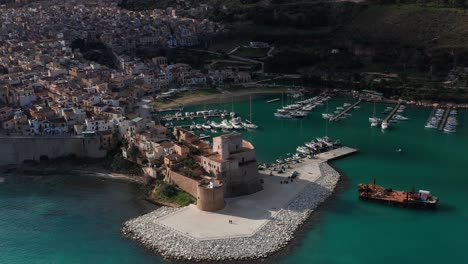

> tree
[128,145,140,161]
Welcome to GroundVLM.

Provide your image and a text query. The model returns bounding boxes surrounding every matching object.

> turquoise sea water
[0,174,165,264]
[1,96,467,263]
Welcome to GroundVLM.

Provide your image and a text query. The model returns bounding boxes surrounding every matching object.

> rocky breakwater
[121,161,342,261]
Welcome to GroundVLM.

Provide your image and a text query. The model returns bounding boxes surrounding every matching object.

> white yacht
[296,146,309,154]
[243,96,259,129]
[202,123,211,130]
[232,122,243,129]
[371,119,381,127]
[221,120,233,129]
[381,121,389,130]
[393,115,409,121]
[305,142,318,151]
[322,113,334,119]
[210,121,222,129]
[243,121,258,129]
[369,117,382,123]
[274,112,291,118]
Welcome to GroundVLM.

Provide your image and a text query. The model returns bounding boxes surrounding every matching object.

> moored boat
[358,183,438,209]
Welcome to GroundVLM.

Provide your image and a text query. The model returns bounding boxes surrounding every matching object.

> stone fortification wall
[166,168,225,212]
[196,185,224,211]
[0,136,106,166]
[166,169,199,197]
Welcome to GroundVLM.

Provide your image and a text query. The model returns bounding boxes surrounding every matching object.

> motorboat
[232,122,243,129]
[210,121,222,129]
[305,142,318,151]
[381,121,388,130]
[221,120,233,129]
[291,111,307,118]
[371,119,381,127]
[274,112,291,118]
[243,121,258,129]
[230,117,244,129]
[202,123,211,130]
[393,115,409,121]
[296,146,309,154]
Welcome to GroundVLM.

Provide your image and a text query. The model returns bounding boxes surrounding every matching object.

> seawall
[0,136,107,166]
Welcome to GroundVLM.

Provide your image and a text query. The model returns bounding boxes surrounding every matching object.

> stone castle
[163,128,262,211]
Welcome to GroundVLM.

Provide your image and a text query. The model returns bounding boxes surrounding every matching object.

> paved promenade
[157,158,322,240]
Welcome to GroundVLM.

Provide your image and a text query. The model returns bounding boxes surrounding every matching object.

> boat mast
[281,92,284,108]
[373,101,376,118]
[249,95,252,122]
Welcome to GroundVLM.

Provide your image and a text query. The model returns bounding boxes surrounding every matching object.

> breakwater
[121,161,342,261]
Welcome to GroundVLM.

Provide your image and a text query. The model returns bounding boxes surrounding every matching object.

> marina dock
[315,147,357,161]
[330,100,361,122]
[267,98,280,103]
[438,106,451,131]
[161,113,225,121]
[383,102,402,125]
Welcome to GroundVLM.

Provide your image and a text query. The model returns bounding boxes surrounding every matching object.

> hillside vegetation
[119,1,468,101]
[343,5,468,49]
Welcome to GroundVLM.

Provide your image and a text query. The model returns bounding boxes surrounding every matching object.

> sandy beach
[156,87,289,110]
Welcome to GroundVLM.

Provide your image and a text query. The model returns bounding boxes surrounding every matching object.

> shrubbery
[109,152,143,176]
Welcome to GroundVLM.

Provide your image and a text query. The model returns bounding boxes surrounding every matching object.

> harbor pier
[330,100,361,122]
[382,102,402,128]
[161,113,226,121]
[438,106,451,131]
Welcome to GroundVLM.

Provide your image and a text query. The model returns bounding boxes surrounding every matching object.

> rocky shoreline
[121,161,341,261]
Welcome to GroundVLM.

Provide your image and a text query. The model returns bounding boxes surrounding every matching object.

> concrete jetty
[315,146,357,160]
[383,102,402,125]
[330,100,361,122]
[266,98,280,103]
[438,106,451,131]
[122,147,357,261]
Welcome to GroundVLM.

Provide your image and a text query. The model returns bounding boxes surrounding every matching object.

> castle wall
[220,161,262,197]
[166,169,198,197]
[196,185,224,212]
[0,136,107,166]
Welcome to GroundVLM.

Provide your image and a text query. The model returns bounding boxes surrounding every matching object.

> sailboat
[243,95,258,129]
[322,96,334,119]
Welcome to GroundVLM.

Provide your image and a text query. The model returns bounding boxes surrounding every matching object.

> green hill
[343,5,468,49]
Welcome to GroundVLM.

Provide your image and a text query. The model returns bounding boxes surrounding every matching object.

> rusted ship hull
[359,194,438,209]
